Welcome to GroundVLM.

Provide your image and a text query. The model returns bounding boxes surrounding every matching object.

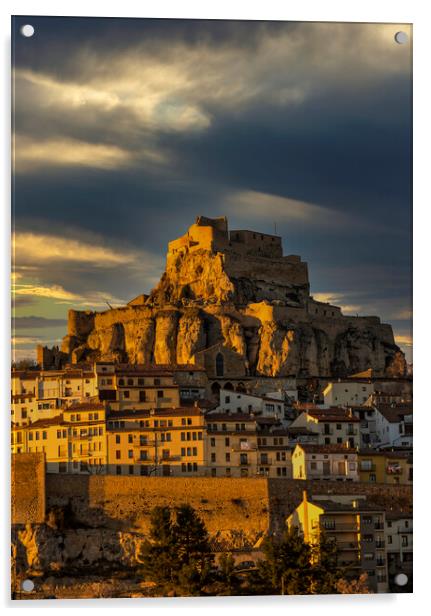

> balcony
[374,522,384,530]
[323,523,359,532]
[398,528,413,534]
[337,541,360,551]
[259,459,272,466]
[232,443,257,452]
[347,429,358,436]
[375,541,386,549]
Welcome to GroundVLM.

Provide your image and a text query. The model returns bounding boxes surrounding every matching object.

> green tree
[172,504,214,595]
[257,527,313,594]
[256,527,348,595]
[308,531,345,594]
[139,506,177,587]
[139,504,214,596]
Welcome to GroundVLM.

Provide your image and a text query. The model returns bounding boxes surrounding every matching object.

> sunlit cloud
[226,190,356,229]
[12,232,138,266]
[12,281,127,308]
[313,292,362,315]
[14,135,133,171]
[395,334,413,348]
[12,283,82,302]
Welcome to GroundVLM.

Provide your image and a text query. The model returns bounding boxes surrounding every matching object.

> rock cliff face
[57,216,406,377]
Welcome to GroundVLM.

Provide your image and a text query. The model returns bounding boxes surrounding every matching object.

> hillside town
[12,218,413,597]
[11,360,413,594]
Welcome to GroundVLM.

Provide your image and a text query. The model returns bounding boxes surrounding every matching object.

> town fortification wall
[12,453,46,524]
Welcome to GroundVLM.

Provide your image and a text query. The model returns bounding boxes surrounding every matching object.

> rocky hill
[54,216,405,377]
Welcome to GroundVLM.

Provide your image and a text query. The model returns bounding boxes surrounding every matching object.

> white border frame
[1,1,429,614]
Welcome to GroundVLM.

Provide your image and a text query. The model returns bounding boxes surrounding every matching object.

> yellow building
[97,365,181,411]
[106,407,206,476]
[287,491,388,593]
[11,402,107,473]
[358,450,412,484]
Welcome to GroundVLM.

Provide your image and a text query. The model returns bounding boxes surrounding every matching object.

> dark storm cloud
[11,17,412,357]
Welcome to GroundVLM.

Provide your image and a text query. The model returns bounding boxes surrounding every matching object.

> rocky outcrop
[53,216,406,377]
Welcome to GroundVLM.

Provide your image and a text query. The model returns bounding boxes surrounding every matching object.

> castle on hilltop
[38,216,406,379]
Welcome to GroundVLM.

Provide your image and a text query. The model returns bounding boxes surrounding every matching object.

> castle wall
[223,253,309,288]
[229,229,283,259]
[12,453,46,524]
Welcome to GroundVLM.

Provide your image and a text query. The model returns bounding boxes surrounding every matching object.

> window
[116,435,121,444]
[402,536,408,547]
[116,465,122,475]
[226,453,230,462]
[128,450,133,459]
[225,437,230,447]
[157,390,163,398]
[128,465,134,475]
[210,437,216,447]
[127,379,134,386]
[123,391,130,399]
[116,451,121,460]
[154,378,161,386]
[225,396,230,403]
[215,353,224,377]
[211,453,216,462]
[128,434,133,444]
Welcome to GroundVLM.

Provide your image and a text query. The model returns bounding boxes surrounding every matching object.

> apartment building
[292,444,359,481]
[358,450,412,484]
[97,365,181,411]
[205,412,292,478]
[11,401,107,473]
[288,408,361,448]
[11,367,97,421]
[106,407,206,476]
[287,491,388,592]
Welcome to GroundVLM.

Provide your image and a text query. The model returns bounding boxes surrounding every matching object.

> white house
[291,443,359,481]
[217,388,286,419]
[374,404,413,448]
[323,380,373,407]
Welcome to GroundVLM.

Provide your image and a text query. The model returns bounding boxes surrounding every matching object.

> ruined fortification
[55,216,405,378]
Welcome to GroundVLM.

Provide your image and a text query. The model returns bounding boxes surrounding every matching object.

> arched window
[215,353,224,377]
[224,382,234,391]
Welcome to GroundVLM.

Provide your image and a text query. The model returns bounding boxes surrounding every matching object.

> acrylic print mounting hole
[394,573,409,587]
[394,31,408,44]
[20,24,34,37]
[21,579,35,592]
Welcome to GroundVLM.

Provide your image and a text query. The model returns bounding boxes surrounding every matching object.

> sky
[11,17,412,363]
